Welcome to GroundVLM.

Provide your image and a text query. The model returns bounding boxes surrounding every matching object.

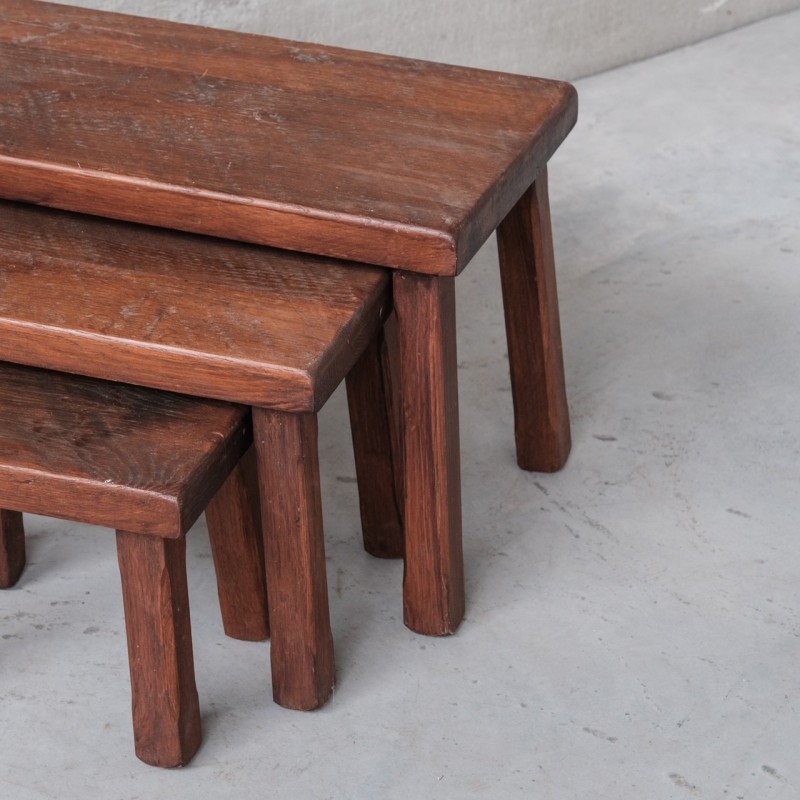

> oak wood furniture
[0,361,256,767]
[0,0,578,636]
[0,199,393,713]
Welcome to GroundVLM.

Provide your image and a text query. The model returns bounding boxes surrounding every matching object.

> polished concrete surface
[2,12,799,799]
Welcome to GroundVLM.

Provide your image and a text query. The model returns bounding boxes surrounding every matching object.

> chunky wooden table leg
[346,327,404,559]
[253,408,335,710]
[206,448,270,641]
[0,510,25,588]
[116,531,201,768]
[393,272,465,636]
[496,166,571,472]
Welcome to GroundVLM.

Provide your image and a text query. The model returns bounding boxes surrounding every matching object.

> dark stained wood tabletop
[0,0,577,275]
[0,201,389,411]
[0,360,251,537]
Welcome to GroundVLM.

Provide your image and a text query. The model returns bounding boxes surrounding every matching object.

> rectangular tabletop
[0,201,389,412]
[0,360,251,537]
[0,0,577,276]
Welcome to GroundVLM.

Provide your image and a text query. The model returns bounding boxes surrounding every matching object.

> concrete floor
[2,12,799,799]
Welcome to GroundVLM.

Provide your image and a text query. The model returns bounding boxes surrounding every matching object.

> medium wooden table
[0,0,578,636]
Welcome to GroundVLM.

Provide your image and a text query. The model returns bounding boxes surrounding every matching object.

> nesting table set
[0,0,577,766]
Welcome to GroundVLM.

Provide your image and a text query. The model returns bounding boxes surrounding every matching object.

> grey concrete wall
[67,0,800,79]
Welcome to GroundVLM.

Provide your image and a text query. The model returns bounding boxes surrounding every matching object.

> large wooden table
[0,0,578,636]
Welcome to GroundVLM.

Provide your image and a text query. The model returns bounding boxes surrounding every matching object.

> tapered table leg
[116,531,201,768]
[346,326,404,559]
[497,167,571,472]
[206,448,270,641]
[253,408,335,710]
[0,510,25,588]
[393,272,465,636]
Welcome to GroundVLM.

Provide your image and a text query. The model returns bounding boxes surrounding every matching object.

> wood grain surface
[345,326,404,559]
[393,273,465,635]
[205,448,270,642]
[496,169,571,471]
[0,361,251,536]
[253,408,335,710]
[0,509,25,588]
[117,530,202,767]
[0,0,577,275]
[0,201,389,411]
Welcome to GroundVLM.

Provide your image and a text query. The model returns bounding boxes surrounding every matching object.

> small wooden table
[0,0,578,635]
[0,360,254,766]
